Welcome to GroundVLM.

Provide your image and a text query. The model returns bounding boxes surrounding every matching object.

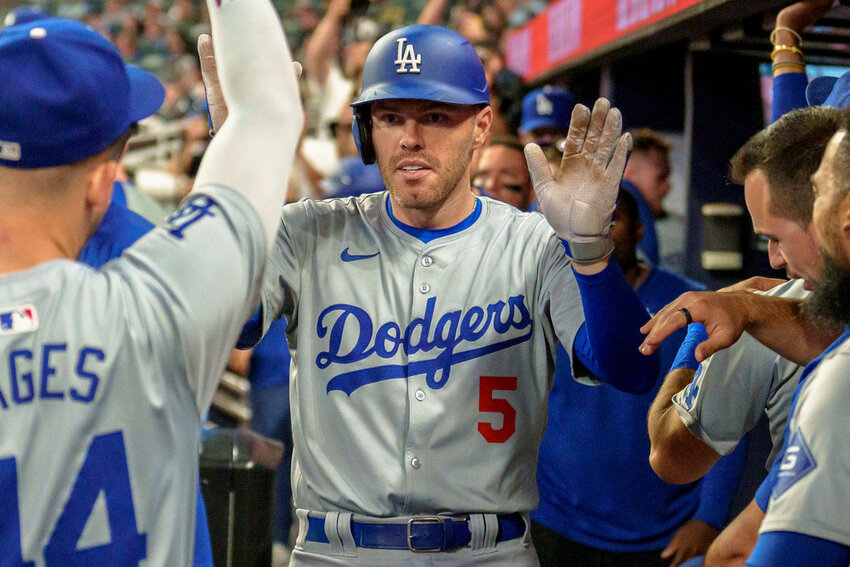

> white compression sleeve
[195,0,302,250]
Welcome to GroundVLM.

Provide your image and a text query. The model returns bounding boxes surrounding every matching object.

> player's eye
[375,113,400,125]
[504,184,523,193]
[426,113,447,124]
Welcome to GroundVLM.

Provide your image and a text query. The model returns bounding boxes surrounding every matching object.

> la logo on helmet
[394,38,421,74]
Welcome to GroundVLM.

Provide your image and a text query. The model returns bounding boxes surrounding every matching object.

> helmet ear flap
[352,108,375,165]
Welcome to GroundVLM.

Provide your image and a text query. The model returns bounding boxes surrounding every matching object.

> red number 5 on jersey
[478,376,517,443]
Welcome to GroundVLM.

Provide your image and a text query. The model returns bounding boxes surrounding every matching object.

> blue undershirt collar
[386,196,482,243]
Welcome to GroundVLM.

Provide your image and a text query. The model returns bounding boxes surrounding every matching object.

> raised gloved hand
[198,34,302,135]
[524,98,631,263]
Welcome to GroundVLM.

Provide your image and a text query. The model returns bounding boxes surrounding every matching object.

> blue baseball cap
[806,70,850,110]
[520,86,575,133]
[0,18,164,169]
[3,6,50,27]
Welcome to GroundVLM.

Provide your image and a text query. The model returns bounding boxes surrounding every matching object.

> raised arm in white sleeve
[196,0,303,249]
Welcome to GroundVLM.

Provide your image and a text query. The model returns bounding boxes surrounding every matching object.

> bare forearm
[648,368,720,484]
[303,1,347,85]
[417,0,452,25]
[744,296,837,365]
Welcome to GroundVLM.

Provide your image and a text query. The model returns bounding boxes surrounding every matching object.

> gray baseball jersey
[759,333,850,546]
[672,279,809,466]
[0,186,264,566]
[257,192,588,517]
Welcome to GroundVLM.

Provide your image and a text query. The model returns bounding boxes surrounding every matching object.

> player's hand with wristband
[524,98,631,271]
[199,35,303,135]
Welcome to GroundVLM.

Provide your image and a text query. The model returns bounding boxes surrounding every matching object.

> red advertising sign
[506,0,705,80]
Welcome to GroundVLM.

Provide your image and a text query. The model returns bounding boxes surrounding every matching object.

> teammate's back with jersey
[0,2,301,564]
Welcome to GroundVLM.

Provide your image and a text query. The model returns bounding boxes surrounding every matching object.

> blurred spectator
[519,86,575,147]
[473,137,535,211]
[321,157,386,199]
[3,5,49,26]
[532,190,746,567]
[477,39,525,135]
[330,98,359,160]
[622,128,672,266]
[303,0,373,136]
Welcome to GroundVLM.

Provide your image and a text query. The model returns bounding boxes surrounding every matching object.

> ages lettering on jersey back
[0,344,104,409]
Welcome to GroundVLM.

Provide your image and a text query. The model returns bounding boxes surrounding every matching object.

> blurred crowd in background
[6,0,560,205]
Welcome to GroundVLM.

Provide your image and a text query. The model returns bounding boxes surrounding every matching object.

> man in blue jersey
[532,190,746,567]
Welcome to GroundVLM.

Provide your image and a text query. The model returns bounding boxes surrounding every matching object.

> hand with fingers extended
[199,34,302,135]
[524,98,631,264]
[639,291,755,361]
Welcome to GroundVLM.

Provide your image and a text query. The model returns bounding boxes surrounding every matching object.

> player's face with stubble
[371,100,490,211]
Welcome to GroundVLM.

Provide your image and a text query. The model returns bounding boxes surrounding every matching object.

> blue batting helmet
[350,25,489,165]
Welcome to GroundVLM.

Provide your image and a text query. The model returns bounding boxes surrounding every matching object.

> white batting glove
[198,34,302,135]
[524,98,631,263]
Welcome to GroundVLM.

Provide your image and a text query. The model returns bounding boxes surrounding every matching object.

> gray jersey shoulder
[672,279,808,464]
[262,192,587,516]
[0,184,265,564]
[759,339,850,546]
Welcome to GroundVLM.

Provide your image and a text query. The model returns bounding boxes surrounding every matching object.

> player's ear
[472,105,493,150]
[84,158,118,216]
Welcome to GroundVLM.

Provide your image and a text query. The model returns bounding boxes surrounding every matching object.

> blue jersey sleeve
[746,531,850,567]
[694,433,748,528]
[236,308,264,349]
[248,318,290,389]
[770,72,808,124]
[78,201,155,268]
[571,259,659,394]
[755,456,780,512]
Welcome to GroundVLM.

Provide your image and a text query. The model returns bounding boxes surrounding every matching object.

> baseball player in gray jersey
[0,1,301,564]
[646,104,850,567]
[203,23,661,566]
[671,279,807,469]
[642,107,843,565]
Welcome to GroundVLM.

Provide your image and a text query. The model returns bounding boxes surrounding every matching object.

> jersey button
[419,283,431,294]
[421,256,433,267]
[411,457,422,469]
[415,389,426,401]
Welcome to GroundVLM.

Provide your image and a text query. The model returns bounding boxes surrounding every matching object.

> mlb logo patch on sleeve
[0,305,38,335]
[772,428,817,500]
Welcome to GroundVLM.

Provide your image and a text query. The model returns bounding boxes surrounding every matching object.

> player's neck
[0,211,88,274]
[389,184,478,230]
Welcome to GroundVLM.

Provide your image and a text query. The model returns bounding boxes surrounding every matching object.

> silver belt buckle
[406,515,445,553]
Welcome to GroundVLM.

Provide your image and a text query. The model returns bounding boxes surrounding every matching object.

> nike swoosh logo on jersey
[340,247,380,262]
